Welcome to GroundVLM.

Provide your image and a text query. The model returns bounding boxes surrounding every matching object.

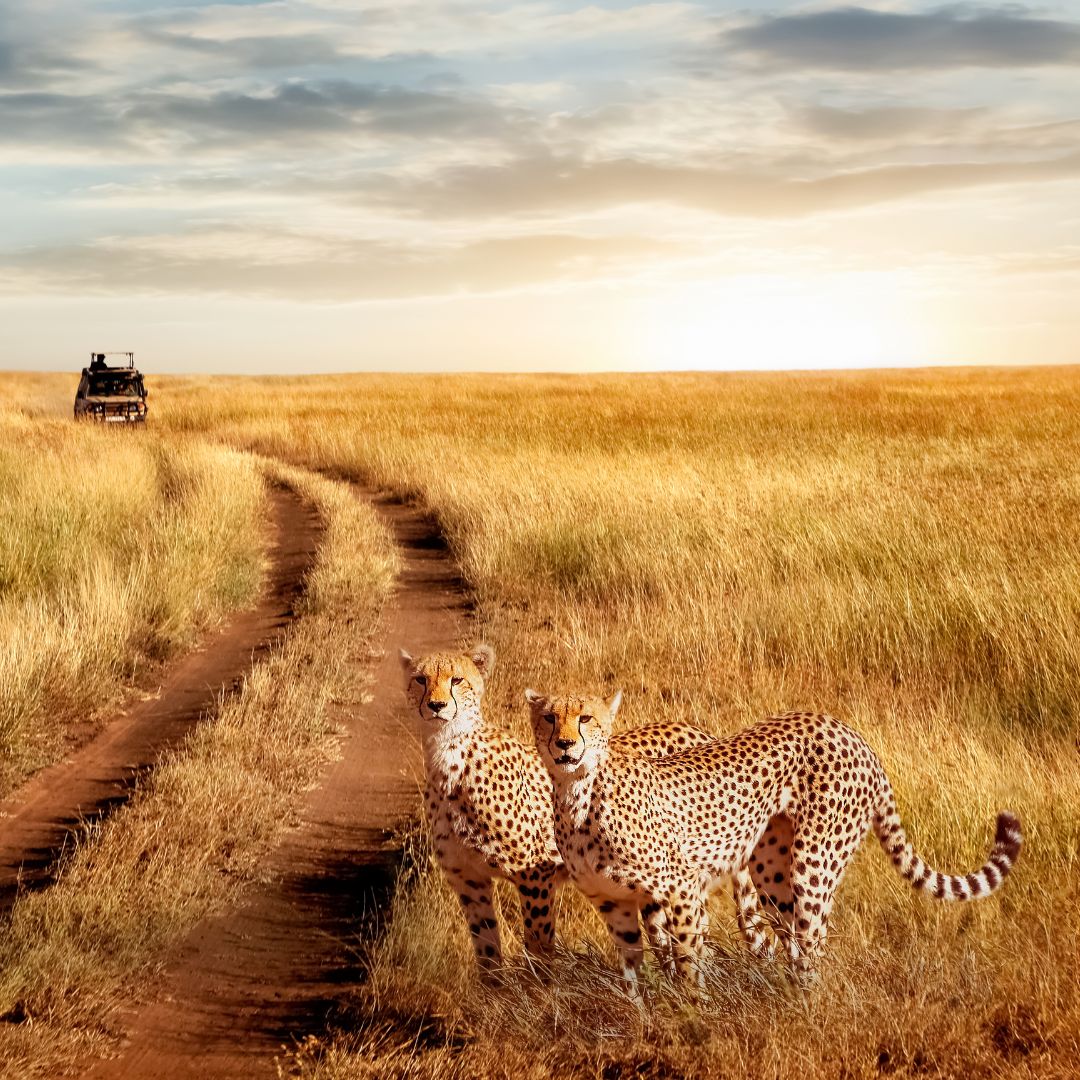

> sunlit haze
[2,1,1079,373]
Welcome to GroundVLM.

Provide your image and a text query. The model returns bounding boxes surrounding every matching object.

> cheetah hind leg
[786,816,862,986]
[747,813,796,954]
[733,867,774,961]
[786,886,833,988]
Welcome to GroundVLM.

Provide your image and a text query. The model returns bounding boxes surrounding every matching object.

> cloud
[723,6,1080,71]
[127,80,532,149]
[0,36,90,89]
[119,1,700,70]
[0,91,132,151]
[795,105,988,142]
[68,141,1080,223]
[363,150,1080,220]
[0,78,532,156]
[788,106,1080,162]
[135,27,350,69]
[0,226,678,301]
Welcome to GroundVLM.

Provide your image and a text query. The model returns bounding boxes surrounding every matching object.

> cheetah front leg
[444,866,502,975]
[643,901,709,986]
[594,898,646,997]
[641,900,675,978]
[665,881,707,989]
[513,862,559,972]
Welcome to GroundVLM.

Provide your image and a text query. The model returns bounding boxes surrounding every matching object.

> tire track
[0,486,322,914]
[84,480,470,1079]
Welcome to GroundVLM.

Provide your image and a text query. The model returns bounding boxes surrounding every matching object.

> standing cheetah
[526,689,1022,989]
[399,645,759,974]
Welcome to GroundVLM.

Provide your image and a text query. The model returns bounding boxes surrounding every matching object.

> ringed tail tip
[994,810,1023,863]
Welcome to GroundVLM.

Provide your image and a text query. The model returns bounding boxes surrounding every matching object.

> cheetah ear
[524,688,544,708]
[470,643,495,676]
[606,689,623,719]
[399,649,415,674]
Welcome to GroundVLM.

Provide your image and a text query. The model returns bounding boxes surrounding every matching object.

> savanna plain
[0,367,1078,1079]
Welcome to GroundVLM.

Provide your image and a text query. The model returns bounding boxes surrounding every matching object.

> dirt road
[0,486,321,915]
[84,483,470,1079]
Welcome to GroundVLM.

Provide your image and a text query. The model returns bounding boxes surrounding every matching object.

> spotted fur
[527,692,1022,989]
[399,646,766,975]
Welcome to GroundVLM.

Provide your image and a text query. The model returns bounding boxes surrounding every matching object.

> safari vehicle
[74,352,148,423]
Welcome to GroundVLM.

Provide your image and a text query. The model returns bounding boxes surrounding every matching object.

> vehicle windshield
[89,373,141,397]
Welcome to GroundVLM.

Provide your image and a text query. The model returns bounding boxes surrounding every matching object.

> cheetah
[399,645,758,975]
[526,689,1022,990]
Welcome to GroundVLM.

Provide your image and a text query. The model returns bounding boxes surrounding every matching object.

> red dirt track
[0,486,322,914]
[83,483,470,1079]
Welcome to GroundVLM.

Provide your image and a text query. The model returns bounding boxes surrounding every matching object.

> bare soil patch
[83,483,470,1079]
[0,486,321,914]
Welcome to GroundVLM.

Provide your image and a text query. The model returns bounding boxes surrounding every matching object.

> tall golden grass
[0,395,264,796]
[0,457,398,1077]
[148,367,1080,1078]
[2,368,1076,1076]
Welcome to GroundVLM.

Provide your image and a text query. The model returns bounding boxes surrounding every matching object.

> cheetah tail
[873,788,1022,901]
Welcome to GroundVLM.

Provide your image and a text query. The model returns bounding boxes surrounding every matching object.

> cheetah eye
[451,676,463,686]
[414,675,427,686]
[543,713,556,724]
[579,715,593,724]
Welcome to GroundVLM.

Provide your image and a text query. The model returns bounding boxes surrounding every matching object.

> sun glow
[641,274,929,371]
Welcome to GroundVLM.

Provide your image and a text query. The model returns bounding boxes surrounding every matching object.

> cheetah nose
[555,738,575,750]
[427,700,448,713]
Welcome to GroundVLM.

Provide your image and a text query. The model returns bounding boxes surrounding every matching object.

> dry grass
[0,382,268,795]
[2,367,1077,1076]
[142,367,1080,1078]
[0,456,398,1077]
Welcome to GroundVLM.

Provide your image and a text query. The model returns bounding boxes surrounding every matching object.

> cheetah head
[399,644,494,727]
[524,688,622,775]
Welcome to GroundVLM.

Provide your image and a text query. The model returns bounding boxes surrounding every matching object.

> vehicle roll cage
[90,351,135,370]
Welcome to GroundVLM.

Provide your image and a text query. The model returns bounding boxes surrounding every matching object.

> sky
[1,0,1079,373]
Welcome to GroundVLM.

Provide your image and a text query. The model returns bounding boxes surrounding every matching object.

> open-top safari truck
[74,352,148,423]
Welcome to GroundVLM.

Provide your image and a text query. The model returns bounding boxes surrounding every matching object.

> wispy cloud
[0,91,133,152]
[356,150,1080,221]
[793,105,989,142]
[134,27,351,69]
[0,79,533,157]
[0,226,678,300]
[127,80,532,147]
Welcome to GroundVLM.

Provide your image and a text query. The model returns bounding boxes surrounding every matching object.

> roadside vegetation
[0,455,398,1077]
[152,367,1080,1078]
[0,400,264,797]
